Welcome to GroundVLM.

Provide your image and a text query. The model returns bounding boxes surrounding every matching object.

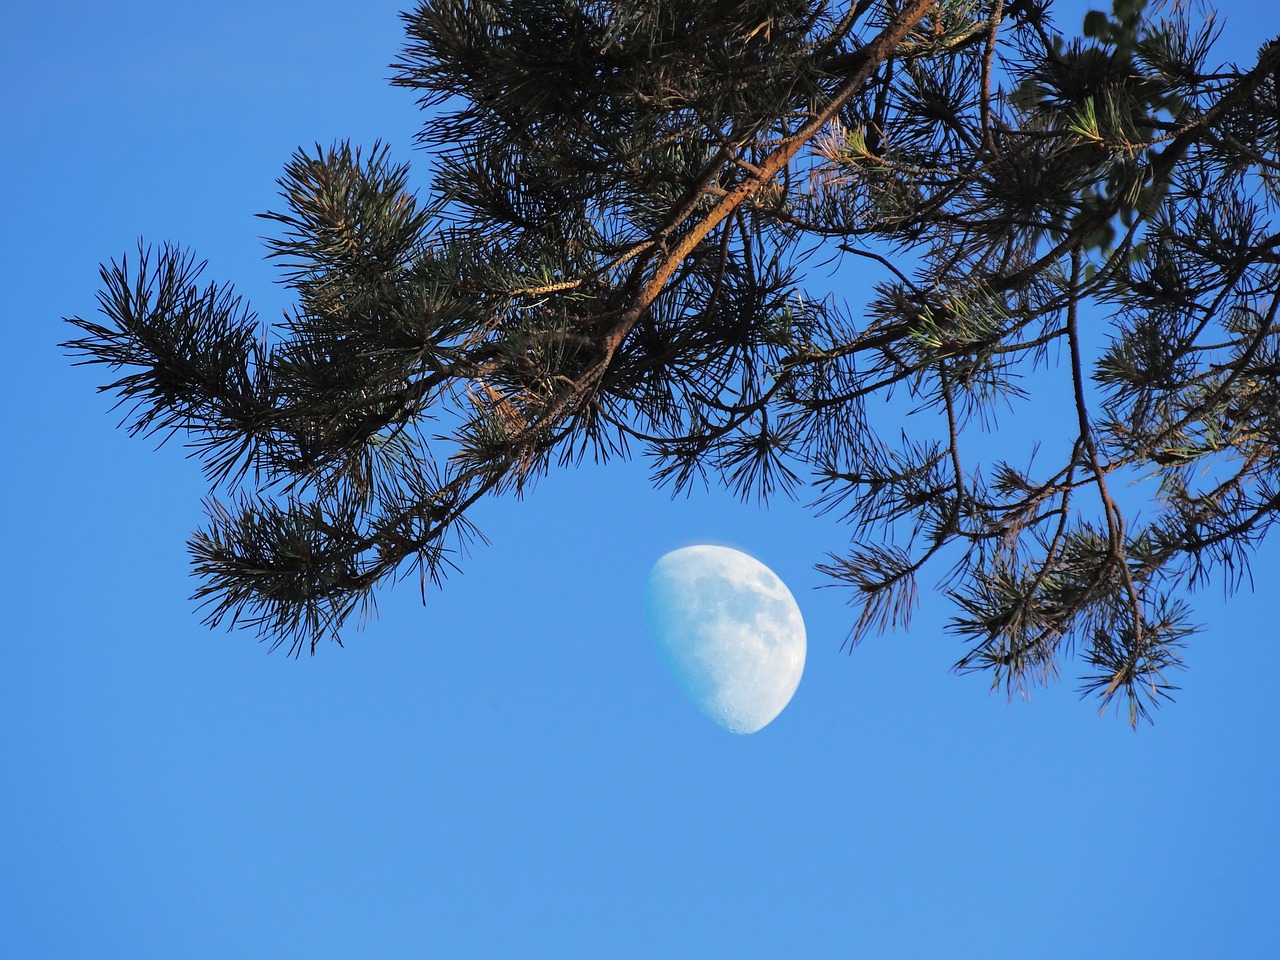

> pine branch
[63,0,1280,723]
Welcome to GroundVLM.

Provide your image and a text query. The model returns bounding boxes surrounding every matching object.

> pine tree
[63,0,1280,723]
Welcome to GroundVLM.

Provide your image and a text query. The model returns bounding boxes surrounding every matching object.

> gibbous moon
[645,545,805,735]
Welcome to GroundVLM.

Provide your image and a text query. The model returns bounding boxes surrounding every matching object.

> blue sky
[3,2,1278,957]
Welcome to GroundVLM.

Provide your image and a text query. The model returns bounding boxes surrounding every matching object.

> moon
[645,545,806,735]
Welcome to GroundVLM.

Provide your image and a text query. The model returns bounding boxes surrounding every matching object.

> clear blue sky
[3,2,1278,957]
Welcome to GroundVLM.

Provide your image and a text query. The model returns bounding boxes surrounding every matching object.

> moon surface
[645,545,806,735]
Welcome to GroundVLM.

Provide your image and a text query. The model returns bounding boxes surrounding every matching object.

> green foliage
[64,0,1280,723]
